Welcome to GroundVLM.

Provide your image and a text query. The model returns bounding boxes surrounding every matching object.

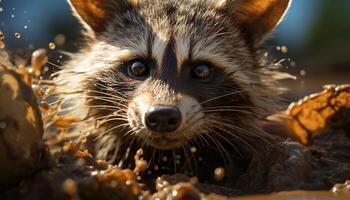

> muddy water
[211,191,348,200]
[0,52,350,199]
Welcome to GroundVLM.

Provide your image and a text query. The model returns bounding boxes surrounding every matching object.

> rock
[283,84,350,145]
[0,63,45,190]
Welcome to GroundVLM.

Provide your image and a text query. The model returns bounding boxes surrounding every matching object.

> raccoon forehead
[143,0,251,70]
[98,29,247,71]
[100,17,249,71]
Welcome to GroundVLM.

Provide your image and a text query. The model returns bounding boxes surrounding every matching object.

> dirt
[0,54,350,199]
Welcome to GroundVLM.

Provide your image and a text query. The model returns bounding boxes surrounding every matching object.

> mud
[0,56,350,199]
[0,63,47,191]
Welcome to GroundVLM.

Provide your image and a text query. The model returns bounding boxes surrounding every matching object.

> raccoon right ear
[68,0,139,34]
[215,0,291,46]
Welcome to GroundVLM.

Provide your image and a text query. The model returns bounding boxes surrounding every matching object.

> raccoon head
[60,0,290,153]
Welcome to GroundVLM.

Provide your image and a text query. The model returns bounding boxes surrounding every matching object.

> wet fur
[53,0,289,185]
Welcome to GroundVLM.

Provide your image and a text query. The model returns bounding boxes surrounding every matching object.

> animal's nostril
[145,105,182,132]
[147,117,157,126]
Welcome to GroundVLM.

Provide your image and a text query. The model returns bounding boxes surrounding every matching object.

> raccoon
[54,0,291,184]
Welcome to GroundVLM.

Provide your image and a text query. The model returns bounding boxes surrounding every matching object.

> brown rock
[283,84,350,145]
[0,63,44,190]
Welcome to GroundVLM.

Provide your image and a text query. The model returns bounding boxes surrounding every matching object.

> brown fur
[52,0,291,185]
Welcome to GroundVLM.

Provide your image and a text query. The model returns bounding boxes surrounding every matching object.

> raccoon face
[64,0,290,151]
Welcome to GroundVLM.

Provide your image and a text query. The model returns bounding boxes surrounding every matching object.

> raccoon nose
[145,105,182,133]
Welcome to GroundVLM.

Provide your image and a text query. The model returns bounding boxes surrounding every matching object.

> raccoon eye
[127,60,150,80]
[191,64,212,80]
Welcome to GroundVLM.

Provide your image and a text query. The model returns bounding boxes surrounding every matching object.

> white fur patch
[131,94,153,126]
[177,94,204,131]
[152,32,169,68]
[175,36,190,73]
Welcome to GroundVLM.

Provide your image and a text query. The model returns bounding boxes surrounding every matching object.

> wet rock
[0,63,46,190]
[283,84,350,145]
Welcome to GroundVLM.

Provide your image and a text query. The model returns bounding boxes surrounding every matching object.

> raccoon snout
[144,105,182,133]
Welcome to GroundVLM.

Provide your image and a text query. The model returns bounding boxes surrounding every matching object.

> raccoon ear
[68,0,138,33]
[219,0,291,45]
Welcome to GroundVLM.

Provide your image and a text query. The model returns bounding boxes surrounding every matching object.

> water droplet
[0,121,6,129]
[190,147,197,153]
[24,25,28,29]
[31,49,48,77]
[15,32,21,39]
[154,165,159,170]
[39,101,50,111]
[49,42,56,49]
[62,179,77,196]
[300,70,306,76]
[345,180,350,186]
[54,34,66,46]
[281,46,288,54]
[0,7,3,12]
[290,61,297,67]
[11,14,15,18]
[214,167,225,181]
[0,41,5,49]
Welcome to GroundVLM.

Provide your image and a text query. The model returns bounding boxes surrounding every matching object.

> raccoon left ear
[215,0,291,45]
[68,0,139,34]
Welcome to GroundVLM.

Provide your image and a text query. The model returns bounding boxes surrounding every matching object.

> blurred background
[0,0,349,102]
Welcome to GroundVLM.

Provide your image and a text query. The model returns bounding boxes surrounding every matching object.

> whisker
[86,88,129,99]
[219,118,273,145]
[182,145,193,172]
[47,61,63,69]
[202,124,242,157]
[202,109,257,116]
[186,143,197,175]
[199,89,246,106]
[87,104,128,110]
[205,120,257,152]
[200,129,229,168]
[95,123,130,138]
[85,95,129,103]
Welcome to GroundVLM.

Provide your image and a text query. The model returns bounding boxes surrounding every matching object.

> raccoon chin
[145,134,188,150]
